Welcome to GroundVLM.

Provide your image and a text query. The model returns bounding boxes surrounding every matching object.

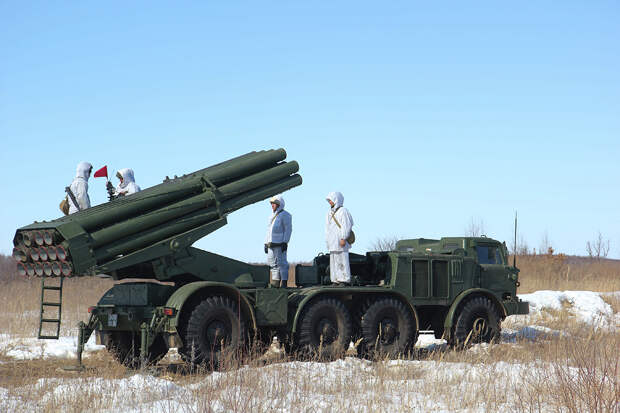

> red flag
[94,165,108,179]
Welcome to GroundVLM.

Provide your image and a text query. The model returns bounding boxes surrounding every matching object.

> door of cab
[475,244,509,291]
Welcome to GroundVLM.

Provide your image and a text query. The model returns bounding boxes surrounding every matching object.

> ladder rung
[41,318,61,323]
[39,335,60,339]
[43,286,62,291]
[42,302,61,307]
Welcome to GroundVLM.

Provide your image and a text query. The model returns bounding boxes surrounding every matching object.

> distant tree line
[0,254,18,281]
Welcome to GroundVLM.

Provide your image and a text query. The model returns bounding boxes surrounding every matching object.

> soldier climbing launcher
[14,148,528,369]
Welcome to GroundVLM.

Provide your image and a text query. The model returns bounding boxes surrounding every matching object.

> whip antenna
[513,211,518,267]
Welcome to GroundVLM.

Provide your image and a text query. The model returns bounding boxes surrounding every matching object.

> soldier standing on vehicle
[106,168,141,198]
[325,191,354,285]
[68,161,93,214]
[265,195,292,288]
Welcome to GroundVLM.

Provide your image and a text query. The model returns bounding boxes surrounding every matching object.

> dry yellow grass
[513,254,620,293]
[0,276,113,337]
[0,254,618,412]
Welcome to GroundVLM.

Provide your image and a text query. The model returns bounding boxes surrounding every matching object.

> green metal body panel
[90,283,176,334]
[164,281,258,331]
[159,247,270,285]
[98,283,175,307]
[254,289,288,326]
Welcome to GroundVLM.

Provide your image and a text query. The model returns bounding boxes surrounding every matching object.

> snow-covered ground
[1,290,618,412]
[0,334,104,361]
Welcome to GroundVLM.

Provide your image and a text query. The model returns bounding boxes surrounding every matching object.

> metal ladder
[38,276,64,339]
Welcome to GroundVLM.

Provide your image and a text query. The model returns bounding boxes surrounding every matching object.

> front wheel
[451,296,501,348]
[181,296,247,369]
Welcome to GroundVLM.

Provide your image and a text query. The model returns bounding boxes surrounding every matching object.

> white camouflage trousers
[329,251,351,283]
[267,246,289,281]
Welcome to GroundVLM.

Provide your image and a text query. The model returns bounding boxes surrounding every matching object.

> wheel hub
[379,318,397,344]
[472,317,490,337]
[206,320,229,348]
[317,317,337,344]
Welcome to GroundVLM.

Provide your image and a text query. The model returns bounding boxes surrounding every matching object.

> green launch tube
[75,149,287,230]
[89,161,299,247]
[93,174,301,261]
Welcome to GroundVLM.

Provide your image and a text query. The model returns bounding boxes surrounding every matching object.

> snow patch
[501,325,561,342]
[507,290,618,330]
[0,333,104,360]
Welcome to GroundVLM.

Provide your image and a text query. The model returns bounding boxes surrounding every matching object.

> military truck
[12,148,528,368]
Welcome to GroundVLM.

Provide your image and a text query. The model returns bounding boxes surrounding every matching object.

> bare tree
[586,232,610,260]
[539,231,553,255]
[510,234,530,256]
[466,217,486,237]
[370,236,399,251]
[0,254,18,281]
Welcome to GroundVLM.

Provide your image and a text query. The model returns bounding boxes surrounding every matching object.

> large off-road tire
[451,296,502,348]
[360,298,417,358]
[296,297,353,359]
[181,296,247,368]
[104,331,168,368]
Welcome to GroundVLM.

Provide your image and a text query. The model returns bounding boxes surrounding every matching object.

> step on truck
[12,148,528,368]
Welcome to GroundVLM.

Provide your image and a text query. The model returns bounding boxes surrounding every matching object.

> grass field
[0,254,618,412]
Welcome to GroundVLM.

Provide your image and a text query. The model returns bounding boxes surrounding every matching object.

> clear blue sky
[1,1,619,262]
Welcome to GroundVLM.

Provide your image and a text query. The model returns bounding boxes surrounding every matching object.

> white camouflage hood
[326,191,344,210]
[117,168,136,189]
[75,162,92,180]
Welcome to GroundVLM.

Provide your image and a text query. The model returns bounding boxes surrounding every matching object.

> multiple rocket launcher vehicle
[13,148,528,367]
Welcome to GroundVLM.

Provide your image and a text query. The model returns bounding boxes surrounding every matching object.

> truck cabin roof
[395,237,508,265]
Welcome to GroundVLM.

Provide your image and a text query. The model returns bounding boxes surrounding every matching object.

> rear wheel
[451,296,501,348]
[104,331,168,368]
[296,297,352,359]
[181,296,247,369]
[360,298,416,358]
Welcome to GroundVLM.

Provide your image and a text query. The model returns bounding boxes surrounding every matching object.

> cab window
[476,245,504,265]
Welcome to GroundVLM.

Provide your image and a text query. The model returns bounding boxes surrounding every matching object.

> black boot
[279,280,287,288]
